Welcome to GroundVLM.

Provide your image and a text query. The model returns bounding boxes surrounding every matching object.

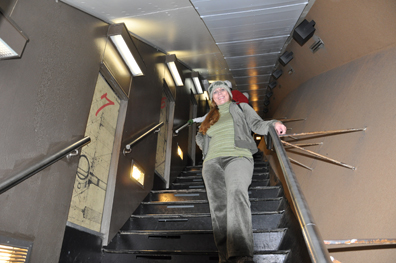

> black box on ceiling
[279,51,293,66]
[293,19,316,46]
[272,69,283,79]
[268,81,277,89]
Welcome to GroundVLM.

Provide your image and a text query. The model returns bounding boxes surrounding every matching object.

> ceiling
[61,0,314,115]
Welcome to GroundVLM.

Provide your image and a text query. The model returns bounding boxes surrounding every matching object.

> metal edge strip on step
[130,210,285,219]
[102,249,290,256]
[119,228,289,235]
[140,197,283,205]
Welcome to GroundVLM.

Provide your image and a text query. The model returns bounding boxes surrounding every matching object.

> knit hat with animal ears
[208,81,233,100]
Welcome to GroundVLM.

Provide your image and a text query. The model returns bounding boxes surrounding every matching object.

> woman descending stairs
[102,154,311,263]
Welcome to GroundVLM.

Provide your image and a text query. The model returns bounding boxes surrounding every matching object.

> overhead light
[165,54,184,86]
[255,136,262,141]
[107,23,144,76]
[130,160,145,188]
[0,10,29,60]
[191,71,204,94]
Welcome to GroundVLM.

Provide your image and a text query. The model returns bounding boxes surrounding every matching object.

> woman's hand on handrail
[274,121,287,135]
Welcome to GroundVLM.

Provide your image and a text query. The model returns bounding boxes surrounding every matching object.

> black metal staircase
[102,153,311,263]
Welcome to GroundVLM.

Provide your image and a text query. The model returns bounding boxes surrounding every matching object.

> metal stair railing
[123,122,164,155]
[268,126,332,263]
[174,121,190,135]
[0,136,91,195]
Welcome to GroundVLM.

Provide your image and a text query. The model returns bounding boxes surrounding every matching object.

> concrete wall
[0,0,194,262]
[268,44,396,263]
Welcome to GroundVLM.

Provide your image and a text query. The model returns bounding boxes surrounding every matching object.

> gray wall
[264,46,396,263]
[259,1,396,261]
[0,0,107,262]
[107,37,194,240]
[0,0,194,262]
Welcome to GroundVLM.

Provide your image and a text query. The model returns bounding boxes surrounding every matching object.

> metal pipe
[0,136,91,195]
[284,142,323,148]
[280,128,366,138]
[289,157,313,170]
[268,126,331,263]
[325,238,396,246]
[282,140,355,170]
[278,118,306,123]
[123,122,164,155]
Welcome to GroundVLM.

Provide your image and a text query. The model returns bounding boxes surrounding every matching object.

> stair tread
[141,197,283,205]
[173,178,268,183]
[120,228,287,234]
[131,210,285,218]
[175,175,268,181]
[103,249,290,255]
[150,186,280,194]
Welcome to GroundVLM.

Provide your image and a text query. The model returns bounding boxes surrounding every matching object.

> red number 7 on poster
[95,93,114,116]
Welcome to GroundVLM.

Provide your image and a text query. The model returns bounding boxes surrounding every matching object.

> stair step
[105,229,287,252]
[170,179,270,189]
[102,250,289,263]
[175,171,269,183]
[133,198,285,215]
[181,166,268,176]
[122,211,284,231]
[174,176,204,183]
[146,186,282,202]
[184,161,268,170]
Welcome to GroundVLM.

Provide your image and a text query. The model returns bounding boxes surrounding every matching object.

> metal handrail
[174,121,190,134]
[268,126,332,263]
[0,136,91,195]
[123,122,164,155]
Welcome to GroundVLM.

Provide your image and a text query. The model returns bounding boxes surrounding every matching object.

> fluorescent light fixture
[130,160,145,188]
[107,23,144,77]
[0,38,17,58]
[110,35,143,76]
[0,10,29,60]
[177,145,183,160]
[165,54,183,86]
[191,72,204,94]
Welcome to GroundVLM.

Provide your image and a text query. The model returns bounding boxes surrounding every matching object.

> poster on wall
[155,93,169,179]
[67,73,121,232]
[155,81,175,187]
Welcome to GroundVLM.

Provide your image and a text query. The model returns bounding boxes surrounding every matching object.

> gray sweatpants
[202,156,254,262]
